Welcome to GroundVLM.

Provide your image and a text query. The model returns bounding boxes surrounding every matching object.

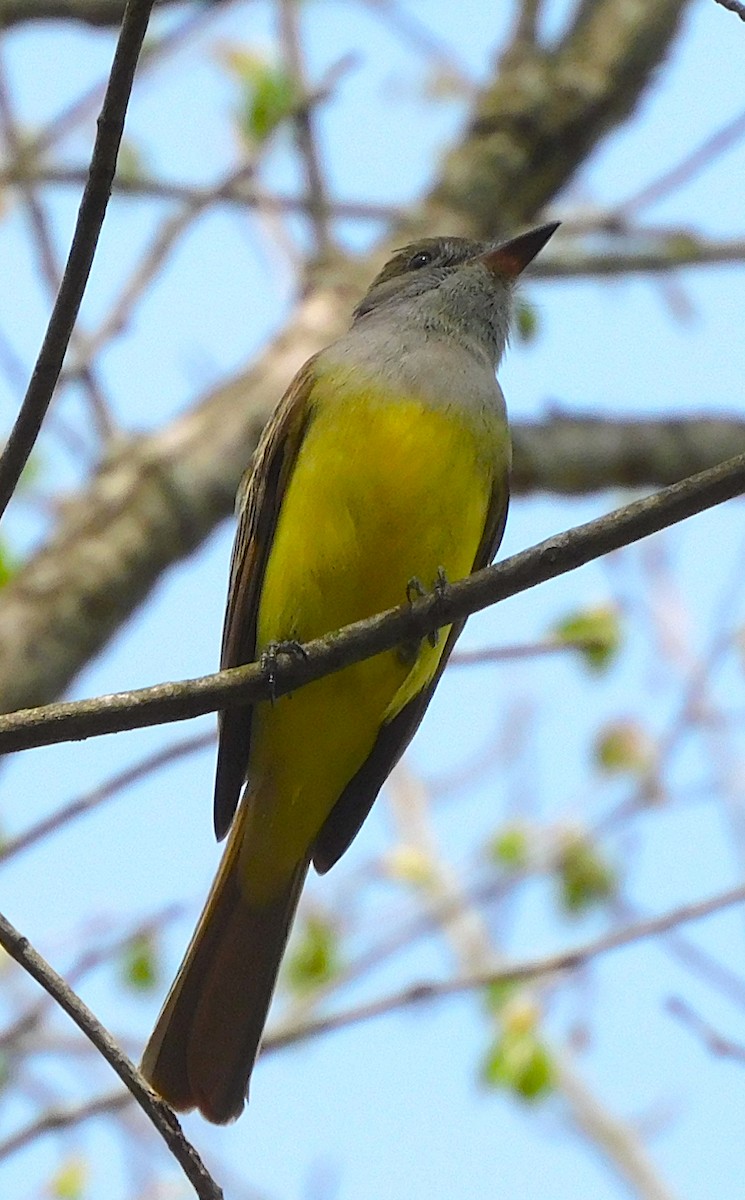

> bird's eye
[408,249,433,270]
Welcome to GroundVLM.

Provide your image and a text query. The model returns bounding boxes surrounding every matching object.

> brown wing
[311,460,511,874]
[213,358,318,840]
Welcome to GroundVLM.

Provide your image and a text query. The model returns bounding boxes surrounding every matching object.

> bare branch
[0,406,742,725]
[613,899,745,1011]
[0,55,114,440]
[0,1091,130,1162]
[259,887,745,1195]
[0,731,213,864]
[0,910,222,1198]
[618,104,745,214]
[0,164,405,222]
[1,446,745,754]
[360,767,678,1200]
[667,996,745,1062]
[421,0,689,237]
[278,0,333,259]
[9,165,745,279]
[0,0,183,28]
[362,0,474,86]
[0,0,696,710]
[0,904,183,1056]
[0,0,155,519]
[556,1061,678,1200]
[64,161,260,377]
[713,0,745,20]
[449,636,604,666]
[25,2,230,160]
[510,414,745,494]
[532,230,745,277]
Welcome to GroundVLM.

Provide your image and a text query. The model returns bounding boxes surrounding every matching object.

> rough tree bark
[0,0,697,713]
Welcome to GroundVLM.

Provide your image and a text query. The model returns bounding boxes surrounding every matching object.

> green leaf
[0,541,18,589]
[385,844,435,886]
[557,833,616,914]
[115,139,147,184]
[514,298,538,342]
[482,1031,555,1102]
[489,824,529,870]
[553,604,621,672]
[51,1158,87,1200]
[483,979,520,1014]
[224,48,299,144]
[595,719,653,775]
[119,932,158,992]
[284,912,339,994]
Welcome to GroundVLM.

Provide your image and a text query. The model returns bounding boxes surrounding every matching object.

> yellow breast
[244,379,505,900]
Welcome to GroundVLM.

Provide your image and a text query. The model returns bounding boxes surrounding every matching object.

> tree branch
[0,0,696,714]
[0,731,212,863]
[6,165,745,277]
[0,909,222,1198]
[1,403,743,720]
[0,1091,130,1162]
[713,0,745,20]
[510,414,745,493]
[7,876,739,1164]
[420,0,689,238]
[0,0,154,519]
[0,0,180,27]
[1,446,744,753]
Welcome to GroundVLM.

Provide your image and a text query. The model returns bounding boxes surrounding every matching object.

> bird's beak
[479,221,560,279]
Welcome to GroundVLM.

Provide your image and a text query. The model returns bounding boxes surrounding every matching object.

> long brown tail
[141,816,308,1124]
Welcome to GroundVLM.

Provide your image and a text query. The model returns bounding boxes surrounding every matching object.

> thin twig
[667,996,745,1062]
[0,54,114,442]
[0,0,155,520]
[613,898,745,1011]
[64,160,260,377]
[278,0,333,259]
[513,0,543,46]
[0,731,213,864]
[0,910,222,1198]
[0,163,403,221]
[531,231,745,278]
[58,56,350,378]
[1,447,745,753]
[0,903,184,1054]
[264,879,745,1057]
[383,768,671,1200]
[556,1058,677,1200]
[449,636,605,666]
[363,0,473,83]
[26,1,234,161]
[8,163,745,278]
[0,1090,131,1162]
[596,535,745,837]
[713,0,745,19]
[619,103,745,214]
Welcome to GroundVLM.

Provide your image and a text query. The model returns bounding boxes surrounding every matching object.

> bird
[140,220,559,1122]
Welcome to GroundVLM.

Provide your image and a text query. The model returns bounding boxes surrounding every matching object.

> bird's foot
[405,569,449,648]
[260,639,308,704]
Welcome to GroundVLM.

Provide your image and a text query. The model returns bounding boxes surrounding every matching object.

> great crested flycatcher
[141,221,559,1122]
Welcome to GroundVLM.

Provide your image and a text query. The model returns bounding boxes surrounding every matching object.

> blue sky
[2,3,745,1198]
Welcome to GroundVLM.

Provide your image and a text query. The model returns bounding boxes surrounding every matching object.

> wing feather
[213,358,318,840]
[312,463,511,873]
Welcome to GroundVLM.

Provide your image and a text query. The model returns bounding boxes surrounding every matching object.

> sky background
[2,2,745,1198]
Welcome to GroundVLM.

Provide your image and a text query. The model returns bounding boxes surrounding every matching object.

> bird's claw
[405,569,449,648]
[260,639,308,704]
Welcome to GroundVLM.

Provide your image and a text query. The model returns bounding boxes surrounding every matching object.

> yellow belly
[243,385,499,900]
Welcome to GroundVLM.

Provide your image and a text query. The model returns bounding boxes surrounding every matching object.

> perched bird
[141,221,559,1122]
